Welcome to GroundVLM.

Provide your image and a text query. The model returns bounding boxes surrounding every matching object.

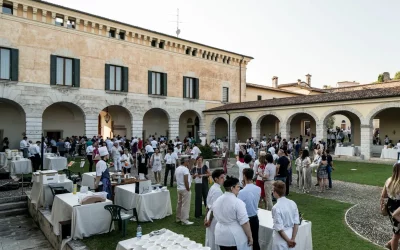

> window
[55,16,64,26]
[186,48,190,55]
[257,95,262,101]
[50,55,80,87]
[222,87,229,102]
[148,71,167,96]
[183,77,199,99]
[202,52,206,58]
[105,64,128,92]
[159,41,165,49]
[56,57,73,86]
[109,29,116,38]
[118,31,125,40]
[192,49,197,57]
[151,40,156,47]
[0,47,18,81]
[2,3,12,15]
[66,19,75,29]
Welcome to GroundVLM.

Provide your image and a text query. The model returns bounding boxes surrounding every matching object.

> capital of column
[32,7,37,14]
[51,12,56,18]
[106,26,111,32]
[99,24,103,30]
[22,5,28,12]
[91,22,96,28]
[83,20,88,26]
[12,2,18,9]
[42,10,47,15]
[0,0,3,7]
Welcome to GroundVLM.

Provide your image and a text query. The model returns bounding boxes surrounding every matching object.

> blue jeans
[327,166,332,188]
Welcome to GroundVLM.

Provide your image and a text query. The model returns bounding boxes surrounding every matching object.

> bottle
[73,179,77,195]
[136,225,142,239]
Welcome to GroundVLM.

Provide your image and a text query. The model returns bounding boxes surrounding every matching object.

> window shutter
[73,58,80,87]
[148,71,152,94]
[122,67,129,92]
[183,77,187,98]
[105,64,110,90]
[226,88,229,102]
[10,49,19,81]
[50,55,57,85]
[162,73,167,96]
[194,78,199,99]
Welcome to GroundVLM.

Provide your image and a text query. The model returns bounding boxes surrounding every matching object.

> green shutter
[162,73,167,96]
[194,78,199,99]
[10,49,19,81]
[50,55,57,85]
[183,77,187,98]
[105,64,110,90]
[73,58,80,88]
[122,67,129,92]
[148,71,152,94]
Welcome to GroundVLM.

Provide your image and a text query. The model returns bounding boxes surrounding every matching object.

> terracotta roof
[204,86,400,112]
[329,80,400,92]
[246,83,304,95]
[277,82,328,93]
[33,0,253,60]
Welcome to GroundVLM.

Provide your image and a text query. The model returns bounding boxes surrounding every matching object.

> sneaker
[181,221,194,225]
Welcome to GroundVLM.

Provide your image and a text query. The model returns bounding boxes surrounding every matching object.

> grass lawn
[80,186,380,250]
[325,160,393,186]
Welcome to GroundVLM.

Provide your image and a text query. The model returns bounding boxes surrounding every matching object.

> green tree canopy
[377,74,384,83]
[394,71,400,80]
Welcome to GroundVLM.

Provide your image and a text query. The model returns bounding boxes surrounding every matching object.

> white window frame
[56,57,73,86]
[151,72,162,95]
[109,65,122,91]
[222,87,229,102]
[0,48,11,80]
[185,78,194,99]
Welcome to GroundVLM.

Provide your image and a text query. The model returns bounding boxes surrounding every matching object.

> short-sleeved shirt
[277,156,289,177]
[151,140,158,148]
[176,166,191,190]
[191,165,208,184]
[238,183,261,217]
[264,163,276,181]
[96,160,107,177]
[164,153,178,165]
[191,146,201,159]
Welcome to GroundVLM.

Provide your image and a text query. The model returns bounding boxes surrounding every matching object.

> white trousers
[113,157,122,172]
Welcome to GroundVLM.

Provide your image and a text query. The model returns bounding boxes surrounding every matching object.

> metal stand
[21,173,24,195]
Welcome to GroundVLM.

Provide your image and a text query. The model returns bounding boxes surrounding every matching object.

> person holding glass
[191,156,211,218]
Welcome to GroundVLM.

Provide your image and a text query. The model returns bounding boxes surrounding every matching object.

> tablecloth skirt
[10,160,32,175]
[81,172,96,190]
[44,157,68,171]
[381,148,398,160]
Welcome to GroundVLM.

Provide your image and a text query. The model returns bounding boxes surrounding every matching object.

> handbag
[93,154,100,161]
[381,198,389,216]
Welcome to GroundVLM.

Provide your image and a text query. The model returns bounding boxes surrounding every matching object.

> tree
[325,116,335,129]
[377,74,384,83]
[394,71,400,80]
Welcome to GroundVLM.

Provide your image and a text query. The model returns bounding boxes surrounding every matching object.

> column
[42,10,47,22]
[360,124,373,160]
[99,24,103,35]
[91,22,96,33]
[51,12,56,25]
[85,115,98,138]
[83,20,88,32]
[229,123,236,151]
[26,114,42,143]
[12,2,18,16]
[106,26,111,37]
[132,119,143,138]
[280,125,289,141]
[315,121,324,142]
[252,124,259,141]
[169,118,179,140]
[76,18,81,30]
[32,7,37,21]
[22,5,27,18]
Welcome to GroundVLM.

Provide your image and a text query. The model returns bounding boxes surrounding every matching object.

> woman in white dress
[120,148,134,175]
[212,176,253,250]
[301,150,312,193]
[234,141,240,156]
[150,148,162,184]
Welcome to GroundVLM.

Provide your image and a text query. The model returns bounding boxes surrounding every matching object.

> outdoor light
[104,107,111,123]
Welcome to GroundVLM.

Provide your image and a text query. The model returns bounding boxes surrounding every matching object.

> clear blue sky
[47,0,400,88]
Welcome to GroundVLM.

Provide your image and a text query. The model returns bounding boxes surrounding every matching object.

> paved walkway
[0,215,53,250]
[226,163,391,248]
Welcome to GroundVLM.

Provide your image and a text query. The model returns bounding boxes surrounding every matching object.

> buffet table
[81,172,96,190]
[10,159,32,175]
[0,152,6,167]
[381,148,399,160]
[114,184,172,222]
[50,192,113,239]
[334,146,356,156]
[258,209,313,250]
[30,178,73,208]
[44,157,67,171]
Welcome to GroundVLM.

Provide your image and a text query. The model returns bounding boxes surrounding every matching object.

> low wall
[205,158,223,169]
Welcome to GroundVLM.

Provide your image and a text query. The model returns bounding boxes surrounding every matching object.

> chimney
[297,79,301,85]
[272,76,278,88]
[306,74,312,86]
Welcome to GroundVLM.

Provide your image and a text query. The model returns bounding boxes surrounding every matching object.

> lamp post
[104,107,111,123]
[41,133,44,171]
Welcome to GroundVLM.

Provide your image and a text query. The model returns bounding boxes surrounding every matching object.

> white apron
[272,228,294,250]
[215,221,251,250]
[205,210,219,250]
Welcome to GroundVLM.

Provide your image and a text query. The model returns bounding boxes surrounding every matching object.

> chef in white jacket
[272,180,300,250]
[211,176,253,250]
[204,169,225,250]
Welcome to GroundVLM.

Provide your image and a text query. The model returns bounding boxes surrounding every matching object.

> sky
[46,0,400,88]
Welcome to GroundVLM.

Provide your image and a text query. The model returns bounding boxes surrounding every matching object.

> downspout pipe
[239,56,244,103]
[226,111,231,153]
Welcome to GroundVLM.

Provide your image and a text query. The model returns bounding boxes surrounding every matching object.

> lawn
[326,160,393,186]
[80,186,380,250]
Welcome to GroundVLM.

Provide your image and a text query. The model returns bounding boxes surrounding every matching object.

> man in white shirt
[174,144,182,155]
[268,145,276,156]
[175,158,193,225]
[151,139,158,150]
[261,140,267,148]
[164,148,179,187]
[20,136,29,158]
[106,138,113,152]
[248,144,256,160]
[190,143,201,167]
[111,142,122,172]
[236,154,252,187]
[28,141,41,171]
[272,181,300,250]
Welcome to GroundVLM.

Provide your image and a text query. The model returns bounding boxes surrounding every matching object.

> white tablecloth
[50,192,113,239]
[44,153,55,158]
[258,209,313,250]
[10,159,32,175]
[0,152,7,167]
[44,157,67,171]
[334,146,355,156]
[30,179,73,208]
[81,172,96,189]
[381,148,399,160]
[115,184,172,222]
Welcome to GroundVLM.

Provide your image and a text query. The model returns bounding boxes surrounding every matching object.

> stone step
[0,201,27,211]
[0,207,28,217]
[0,195,27,204]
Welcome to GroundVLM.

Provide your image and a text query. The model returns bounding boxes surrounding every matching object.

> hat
[99,146,109,157]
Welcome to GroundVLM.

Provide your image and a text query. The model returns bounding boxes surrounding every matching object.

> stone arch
[0,97,27,148]
[209,116,229,141]
[142,107,171,139]
[231,114,253,143]
[284,109,319,139]
[178,109,203,140]
[255,111,284,129]
[365,103,400,126]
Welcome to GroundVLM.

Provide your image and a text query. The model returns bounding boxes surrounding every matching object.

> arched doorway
[179,110,200,140]
[98,106,132,139]
[0,98,26,149]
[143,108,169,140]
[323,111,361,149]
[258,115,280,140]
[42,102,85,140]
[234,116,252,142]
[287,112,317,140]
[214,118,228,141]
